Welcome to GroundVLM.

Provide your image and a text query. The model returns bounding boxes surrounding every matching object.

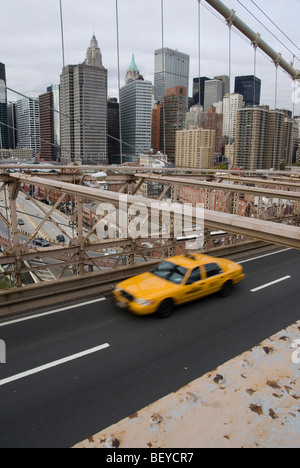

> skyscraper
[16,97,40,154]
[204,80,223,112]
[234,106,290,170]
[0,63,9,150]
[222,93,245,142]
[154,48,190,107]
[126,54,140,85]
[161,86,187,163]
[235,75,261,107]
[39,85,60,162]
[120,58,152,160]
[193,77,211,107]
[60,35,108,165]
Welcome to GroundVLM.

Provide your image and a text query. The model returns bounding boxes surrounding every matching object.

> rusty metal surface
[74,321,300,449]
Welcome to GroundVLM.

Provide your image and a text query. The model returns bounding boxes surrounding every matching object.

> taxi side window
[205,263,222,278]
[187,267,201,284]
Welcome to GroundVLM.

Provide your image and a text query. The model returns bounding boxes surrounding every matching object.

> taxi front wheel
[157,299,174,319]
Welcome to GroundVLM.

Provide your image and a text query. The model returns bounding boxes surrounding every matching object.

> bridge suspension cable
[200,0,300,81]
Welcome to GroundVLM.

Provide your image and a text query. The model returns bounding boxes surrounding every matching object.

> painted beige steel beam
[9,173,300,249]
[136,174,300,201]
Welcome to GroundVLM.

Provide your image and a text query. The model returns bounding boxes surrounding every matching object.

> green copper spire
[128,54,139,73]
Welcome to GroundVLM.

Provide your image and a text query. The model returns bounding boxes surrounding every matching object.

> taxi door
[201,263,224,295]
[183,267,206,303]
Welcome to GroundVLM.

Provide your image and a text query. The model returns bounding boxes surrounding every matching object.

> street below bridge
[0,248,299,448]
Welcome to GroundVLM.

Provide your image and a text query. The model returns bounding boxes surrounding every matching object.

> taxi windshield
[152,261,187,285]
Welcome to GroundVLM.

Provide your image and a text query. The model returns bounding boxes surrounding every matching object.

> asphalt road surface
[0,247,299,448]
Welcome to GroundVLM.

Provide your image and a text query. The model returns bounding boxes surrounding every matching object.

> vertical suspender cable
[253,45,257,106]
[228,24,232,94]
[197,0,202,167]
[59,0,65,69]
[161,0,166,157]
[115,0,123,165]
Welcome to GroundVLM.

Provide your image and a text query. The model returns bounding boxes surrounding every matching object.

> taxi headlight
[135,299,155,306]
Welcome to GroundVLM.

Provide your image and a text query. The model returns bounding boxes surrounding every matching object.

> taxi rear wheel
[157,299,174,319]
[220,280,233,297]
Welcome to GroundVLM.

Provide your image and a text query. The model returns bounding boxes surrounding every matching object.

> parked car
[113,253,245,318]
[56,235,65,243]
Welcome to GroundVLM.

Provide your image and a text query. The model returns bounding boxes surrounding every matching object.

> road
[0,248,299,448]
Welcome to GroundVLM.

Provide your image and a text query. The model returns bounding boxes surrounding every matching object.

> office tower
[151,102,163,153]
[161,86,187,163]
[204,80,223,112]
[235,75,261,107]
[222,93,245,142]
[16,97,40,155]
[0,63,9,149]
[39,85,60,162]
[7,103,18,149]
[107,98,120,164]
[126,54,140,85]
[154,48,190,107]
[215,75,230,97]
[60,35,108,165]
[176,127,215,169]
[193,77,211,107]
[120,65,152,160]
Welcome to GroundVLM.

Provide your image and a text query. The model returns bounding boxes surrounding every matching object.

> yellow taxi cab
[113,253,245,318]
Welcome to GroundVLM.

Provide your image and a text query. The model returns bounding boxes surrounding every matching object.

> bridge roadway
[0,247,299,448]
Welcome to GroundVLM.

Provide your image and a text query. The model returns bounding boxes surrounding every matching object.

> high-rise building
[234,75,261,107]
[154,48,190,107]
[60,35,108,165]
[204,80,223,112]
[16,97,40,155]
[126,54,140,85]
[120,60,152,160]
[214,75,230,97]
[39,85,60,162]
[7,102,18,149]
[193,77,211,107]
[176,127,215,169]
[185,105,223,154]
[234,107,268,170]
[107,98,120,164]
[161,86,188,163]
[234,106,291,170]
[0,63,9,150]
[151,102,163,153]
[222,93,245,142]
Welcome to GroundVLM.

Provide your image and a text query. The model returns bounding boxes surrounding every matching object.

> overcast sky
[1,0,300,113]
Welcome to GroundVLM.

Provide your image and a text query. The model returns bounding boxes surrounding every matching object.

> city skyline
[1,0,300,114]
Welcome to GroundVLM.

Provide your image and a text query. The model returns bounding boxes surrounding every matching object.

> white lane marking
[238,248,292,264]
[0,297,106,328]
[0,343,110,387]
[250,276,291,293]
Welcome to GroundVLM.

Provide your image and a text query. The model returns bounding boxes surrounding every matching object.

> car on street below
[32,238,51,248]
[113,253,245,318]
